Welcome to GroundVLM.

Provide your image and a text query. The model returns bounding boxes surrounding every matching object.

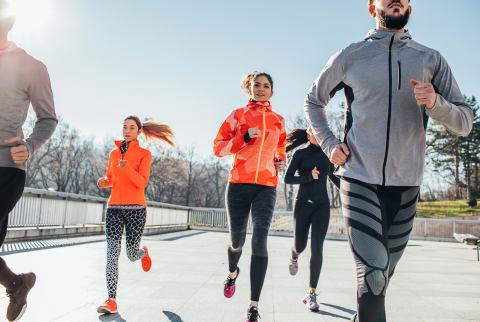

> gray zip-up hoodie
[0,42,57,171]
[304,29,473,186]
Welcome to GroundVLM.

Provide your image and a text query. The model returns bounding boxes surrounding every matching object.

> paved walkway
[0,230,479,322]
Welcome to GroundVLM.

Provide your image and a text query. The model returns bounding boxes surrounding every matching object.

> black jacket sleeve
[284,150,313,185]
[327,162,340,189]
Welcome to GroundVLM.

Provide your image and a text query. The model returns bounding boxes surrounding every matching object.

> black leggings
[340,177,419,322]
[226,183,276,302]
[291,200,330,289]
[0,167,25,290]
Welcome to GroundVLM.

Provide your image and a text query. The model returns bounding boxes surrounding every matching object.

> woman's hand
[275,160,285,172]
[248,126,261,138]
[118,160,127,168]
[312,166,320,180]
[97,178,105,188]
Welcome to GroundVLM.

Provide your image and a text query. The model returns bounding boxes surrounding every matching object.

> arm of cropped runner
[424,53,473,137]
[304,50,346,159]
[24,62,58,156]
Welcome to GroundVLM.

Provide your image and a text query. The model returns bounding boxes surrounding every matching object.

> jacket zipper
[397,60,402,90]
[381,35,395,186]
[254,107,266,184]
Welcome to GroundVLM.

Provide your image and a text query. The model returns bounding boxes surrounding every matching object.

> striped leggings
[340,177,419,322]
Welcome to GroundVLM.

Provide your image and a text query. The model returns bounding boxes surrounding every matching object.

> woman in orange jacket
[213,71,286,322]
[96,115,174,315]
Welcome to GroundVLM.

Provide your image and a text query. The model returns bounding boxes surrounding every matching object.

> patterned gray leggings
[105,207,147,299]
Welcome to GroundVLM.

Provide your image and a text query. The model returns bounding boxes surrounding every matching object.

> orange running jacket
[100,140,152,206]
[213,99,286,187]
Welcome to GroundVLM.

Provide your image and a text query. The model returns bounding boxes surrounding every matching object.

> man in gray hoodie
[0,2,57,321]
[304,1,473,321]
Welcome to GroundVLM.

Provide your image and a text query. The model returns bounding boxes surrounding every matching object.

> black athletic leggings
[226,183,276,302]
[0,167,26,290]
[291,200,330,289]
[340,177,419,322]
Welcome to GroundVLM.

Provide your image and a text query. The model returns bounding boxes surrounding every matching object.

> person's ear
[408,5,412,16]
[369,4,376,18]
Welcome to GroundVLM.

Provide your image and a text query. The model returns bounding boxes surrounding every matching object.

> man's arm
[304,50,346,159]
[25,62,58,155]
[426,53,473,137]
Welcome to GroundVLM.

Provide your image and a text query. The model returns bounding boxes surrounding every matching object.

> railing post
[187,208,191,229]
[424,219,427,238]
[36,195,43,229]
[62,197,68,228]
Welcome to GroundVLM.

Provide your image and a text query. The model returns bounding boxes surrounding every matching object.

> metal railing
[8,188,480,241]
[9,188,189,228]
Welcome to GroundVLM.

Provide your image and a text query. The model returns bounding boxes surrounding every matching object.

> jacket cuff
[244,132,252,143]
[425,94,449,119]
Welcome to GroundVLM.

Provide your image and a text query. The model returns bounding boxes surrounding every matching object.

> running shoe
[350,313,358,322]
[223,267,240,298]
[6,273,36,322]
[302,292,319,312]
[246,306,260,322]
[97,298,118,314]
[289,258,298,276]
[141,246,152,272]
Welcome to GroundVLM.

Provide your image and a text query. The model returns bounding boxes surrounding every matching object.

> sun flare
[6,0,53,36]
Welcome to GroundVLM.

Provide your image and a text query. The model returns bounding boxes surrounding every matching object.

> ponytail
[124,115,175,147]
[286,128,308,153]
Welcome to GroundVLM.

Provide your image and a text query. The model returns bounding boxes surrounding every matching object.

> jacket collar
[246,99,272,112]
[114,139,139,149]
[364,29,412,50]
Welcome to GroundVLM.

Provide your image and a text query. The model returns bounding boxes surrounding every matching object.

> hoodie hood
[364,29,412,50]
[0,42,24,55]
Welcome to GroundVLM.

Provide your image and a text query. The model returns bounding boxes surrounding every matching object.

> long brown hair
[286,128,309,153]
[124,115,175,147]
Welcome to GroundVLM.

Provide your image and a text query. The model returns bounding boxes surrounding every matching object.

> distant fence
[8,188,480,241]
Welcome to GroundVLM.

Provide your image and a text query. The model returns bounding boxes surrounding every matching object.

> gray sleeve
[304,50,345,158]
[25,62,58,155]
[426,53,473,137]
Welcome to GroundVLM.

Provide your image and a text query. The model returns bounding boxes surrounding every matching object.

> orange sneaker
[97,298,117,314]
[141,246,152,272]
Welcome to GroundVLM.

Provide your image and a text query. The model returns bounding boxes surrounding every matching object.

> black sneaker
[6,273,36,322]
[246,306,260,322]
[350,313,358,322]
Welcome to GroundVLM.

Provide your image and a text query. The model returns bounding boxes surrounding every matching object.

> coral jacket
[100,140,152,206]
[213,99,286,187]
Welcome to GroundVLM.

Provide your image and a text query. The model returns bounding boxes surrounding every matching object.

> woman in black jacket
[284,127,339,312]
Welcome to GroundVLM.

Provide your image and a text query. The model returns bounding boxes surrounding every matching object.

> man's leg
[340,177,389,322]
[0,167,26,286]
[0,167,37,322]
[385,187,419,279]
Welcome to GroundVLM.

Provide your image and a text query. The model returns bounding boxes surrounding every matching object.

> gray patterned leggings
[105,207,147,299]
[340,177,419,322]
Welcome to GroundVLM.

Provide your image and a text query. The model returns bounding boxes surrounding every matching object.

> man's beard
[377,7,410,30]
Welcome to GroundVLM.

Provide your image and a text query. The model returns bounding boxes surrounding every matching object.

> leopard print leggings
[105,206,147,299]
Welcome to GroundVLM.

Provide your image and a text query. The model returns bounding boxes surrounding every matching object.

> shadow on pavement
[98,312,127,322]
[162,310,184,322]
[321,302,356,315]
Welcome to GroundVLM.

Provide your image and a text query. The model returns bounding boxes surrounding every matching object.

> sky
[8,0,480,160]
